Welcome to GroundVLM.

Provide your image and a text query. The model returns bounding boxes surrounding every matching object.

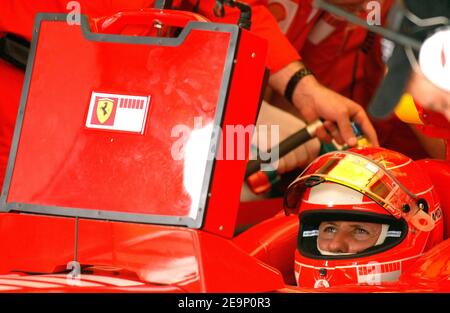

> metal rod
[313,0,422,51]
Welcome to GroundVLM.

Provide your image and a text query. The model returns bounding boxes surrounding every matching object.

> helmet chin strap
[316,224,390,256]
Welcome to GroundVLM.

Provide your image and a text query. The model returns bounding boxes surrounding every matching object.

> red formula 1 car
[0,6,449,293]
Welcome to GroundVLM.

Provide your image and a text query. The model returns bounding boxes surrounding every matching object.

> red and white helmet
[284,147,444,288]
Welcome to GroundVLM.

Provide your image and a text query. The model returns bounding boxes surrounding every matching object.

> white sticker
[86,92,150,134]
[386,230,402,238]
[303,230,319,237]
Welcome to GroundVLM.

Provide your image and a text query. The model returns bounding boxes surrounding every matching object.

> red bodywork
[0,8,449,293]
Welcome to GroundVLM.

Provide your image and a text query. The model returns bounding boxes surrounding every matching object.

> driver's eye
[353,227,372,240]
[354,228,369,235]
[323,226,337,233]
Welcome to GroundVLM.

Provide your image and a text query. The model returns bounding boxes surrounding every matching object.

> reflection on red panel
[8,20,230,218]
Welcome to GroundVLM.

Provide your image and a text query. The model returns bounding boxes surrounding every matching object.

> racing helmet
[284,147,444,288]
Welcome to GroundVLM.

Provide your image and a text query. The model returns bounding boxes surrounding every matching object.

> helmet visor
[285,151,420,222]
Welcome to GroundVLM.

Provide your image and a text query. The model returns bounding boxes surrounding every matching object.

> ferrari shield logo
[88,94,119,126]
[87,91,151,133]
[96,98,114,124]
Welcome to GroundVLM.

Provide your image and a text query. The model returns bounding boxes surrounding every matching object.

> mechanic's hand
[293,74,380,147]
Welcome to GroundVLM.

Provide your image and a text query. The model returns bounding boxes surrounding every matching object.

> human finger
[323,120,345,145]
[334,110,358,147]
[315,125,333,143]
[352,108,380,146]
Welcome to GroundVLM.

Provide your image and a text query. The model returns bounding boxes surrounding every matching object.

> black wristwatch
[284,67,314,104]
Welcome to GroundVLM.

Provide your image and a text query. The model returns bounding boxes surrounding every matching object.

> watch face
[419,27,450,92]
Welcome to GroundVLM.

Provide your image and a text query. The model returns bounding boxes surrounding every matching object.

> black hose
[245,121,322,179]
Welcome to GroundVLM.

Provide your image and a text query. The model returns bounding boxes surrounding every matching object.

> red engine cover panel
[0,13,267,232]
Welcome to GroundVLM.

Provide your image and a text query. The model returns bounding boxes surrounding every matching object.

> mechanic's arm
[269,60,379,147]
[263,0,378,146]
[205,1,379,147]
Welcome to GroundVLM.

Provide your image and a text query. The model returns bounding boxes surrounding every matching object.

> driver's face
[317,221,382,254]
